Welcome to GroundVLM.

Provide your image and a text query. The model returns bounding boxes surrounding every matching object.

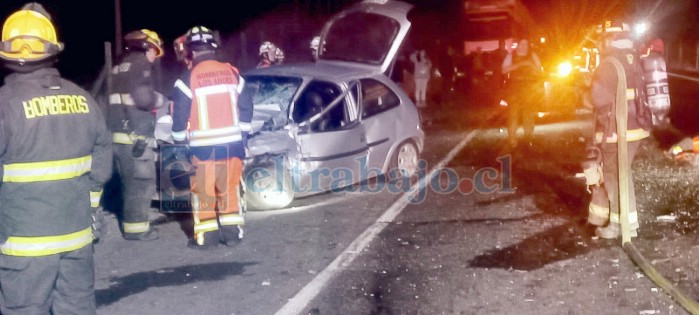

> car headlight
[557,61,573,77]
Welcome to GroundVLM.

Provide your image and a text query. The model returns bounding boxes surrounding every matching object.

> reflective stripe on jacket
[2,155,91,183]
[1,227,93,257]
[187,60,243,147]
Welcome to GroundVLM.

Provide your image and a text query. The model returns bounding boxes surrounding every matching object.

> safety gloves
[90,190,107,242]
[132,139,147,158]
[91,207,107,242]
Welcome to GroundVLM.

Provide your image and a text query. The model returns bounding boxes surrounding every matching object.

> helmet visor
[0,35,62,61]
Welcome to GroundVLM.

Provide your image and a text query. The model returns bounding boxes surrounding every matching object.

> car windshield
[322,11,400,65]
[244,75,302,128]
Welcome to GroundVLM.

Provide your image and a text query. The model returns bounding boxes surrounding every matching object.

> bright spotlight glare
[635,22,648,35]
[557,61,573,77]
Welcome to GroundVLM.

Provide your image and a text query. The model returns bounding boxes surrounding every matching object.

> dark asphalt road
[92,72,699,315]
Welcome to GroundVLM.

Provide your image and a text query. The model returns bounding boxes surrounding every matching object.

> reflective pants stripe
[219,213,244,226]
[123,221,150,234]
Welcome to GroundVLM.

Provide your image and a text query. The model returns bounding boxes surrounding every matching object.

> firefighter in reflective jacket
[587,21,651,239]
[0,3,112,313]
[171,26,253,249]
[107,29,167,241]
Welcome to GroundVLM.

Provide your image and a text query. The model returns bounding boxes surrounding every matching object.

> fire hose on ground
[611,58,699,315]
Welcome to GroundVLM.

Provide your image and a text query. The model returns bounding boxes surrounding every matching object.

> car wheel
[244,157,294,211]
[390,141,419,179]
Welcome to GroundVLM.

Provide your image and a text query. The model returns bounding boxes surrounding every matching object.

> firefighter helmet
[310,36,320,50]
[125,29,164,57]
[259,41,276,55]
[648,38,664,54]
[603,20,631,33]
[598,20,633,52]
[259,41,276,62]
[0,3,63,64]
[185,25,219,52]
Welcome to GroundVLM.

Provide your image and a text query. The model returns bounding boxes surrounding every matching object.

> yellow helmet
[0,5,63,64]
[125,29,163,57]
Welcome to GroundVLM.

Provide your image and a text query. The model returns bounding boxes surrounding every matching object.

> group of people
[0,0,676,312]
[502,21,664,240]
[0,3,254,313]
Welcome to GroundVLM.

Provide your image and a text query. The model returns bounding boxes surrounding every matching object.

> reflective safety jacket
[108,52,165,144]
[591,49,650,144]
[0,68,113,256]
[171,53,253,160]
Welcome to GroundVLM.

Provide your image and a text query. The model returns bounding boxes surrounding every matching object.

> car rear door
[293,80,368,192]
[318,0,413,76]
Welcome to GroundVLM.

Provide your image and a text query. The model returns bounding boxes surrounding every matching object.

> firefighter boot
[220,225,243,247]
[124,227,159,241]
[187,231,219,250]
[595,223,638,239]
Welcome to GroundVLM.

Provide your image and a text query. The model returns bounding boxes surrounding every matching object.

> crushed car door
[293,80,367,192]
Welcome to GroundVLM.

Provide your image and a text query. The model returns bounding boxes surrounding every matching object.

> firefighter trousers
[589,140,642,229]
[113,143,157,237]
[190,156,244,245]
[505,82,541,147]
[0,245,95,315]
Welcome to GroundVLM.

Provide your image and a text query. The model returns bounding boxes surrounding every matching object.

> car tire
[244,157,294,211]
[389,141,419,180]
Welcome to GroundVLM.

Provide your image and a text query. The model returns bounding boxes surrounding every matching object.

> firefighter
[410,49,432,106]
[257,41,277,69]
[501,38,543,148]
[171,26,253,249]
[310,36,320,62]
[0,3,112,313]
[108,29,167,241]
[586,20,651,239]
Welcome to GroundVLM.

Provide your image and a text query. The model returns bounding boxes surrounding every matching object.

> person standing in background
[411,49,432,108]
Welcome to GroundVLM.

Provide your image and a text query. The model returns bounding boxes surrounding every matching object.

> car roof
[242,61,382,82]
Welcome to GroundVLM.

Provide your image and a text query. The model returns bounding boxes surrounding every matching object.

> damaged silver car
[242,0,424,210]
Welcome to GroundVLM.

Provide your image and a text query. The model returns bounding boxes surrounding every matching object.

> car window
[293,81,348,132]
[360,78,400,119]
[244,75,302,127]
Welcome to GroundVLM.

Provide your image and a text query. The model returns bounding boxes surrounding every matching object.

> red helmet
[648,38,664,54]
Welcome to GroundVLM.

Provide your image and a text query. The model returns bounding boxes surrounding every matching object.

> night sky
[0,0,695,89]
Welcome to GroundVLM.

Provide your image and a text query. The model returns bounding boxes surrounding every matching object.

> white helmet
[259,41,277,62]
[259,41,276,55]
[310,36,320,50]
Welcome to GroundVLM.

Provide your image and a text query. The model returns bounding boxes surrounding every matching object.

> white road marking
[275,130,480,315]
